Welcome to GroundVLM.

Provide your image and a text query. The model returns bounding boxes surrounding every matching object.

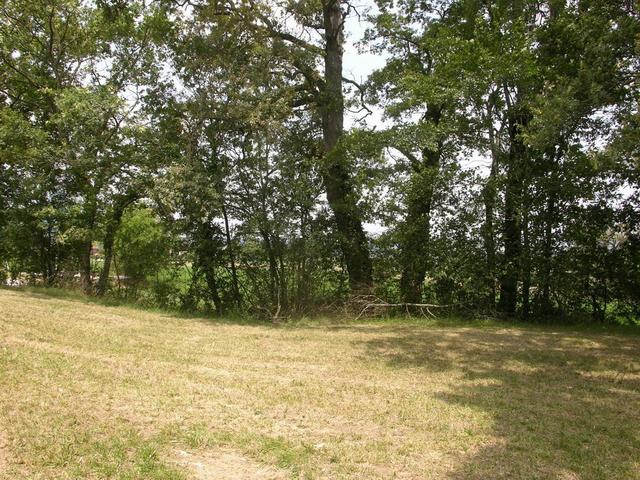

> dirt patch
[172,449,287,480]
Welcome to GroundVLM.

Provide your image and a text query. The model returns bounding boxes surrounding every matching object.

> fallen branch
[354,302,456,321]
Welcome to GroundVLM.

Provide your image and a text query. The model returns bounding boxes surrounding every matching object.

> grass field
[1,288,639,479]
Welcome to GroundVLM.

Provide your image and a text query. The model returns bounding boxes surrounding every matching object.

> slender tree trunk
[261,229,279,306]
[521,195,531,318]
[541,194,555,311]
[483,176,497,308]
[278,252,289,312]
[80,239,93,293]
[96,195,136,297]
[96,222,117,297]
[296,209,310,308]
[321,0,372,291]
[540,144,563,313]
[203,265,223,316]
[39,232,49,285]
[482,99,499,308]
[80,196,98,294]
[221,201,241,309]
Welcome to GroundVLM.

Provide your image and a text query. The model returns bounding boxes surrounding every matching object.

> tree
[180,0,373,290]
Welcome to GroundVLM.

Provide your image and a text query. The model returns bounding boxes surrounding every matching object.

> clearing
[0,288,639,479]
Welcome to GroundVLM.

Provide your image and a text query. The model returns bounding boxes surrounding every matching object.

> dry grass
[0,288,639,479]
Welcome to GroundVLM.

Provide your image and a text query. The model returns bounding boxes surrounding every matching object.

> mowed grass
[1,289,639,479]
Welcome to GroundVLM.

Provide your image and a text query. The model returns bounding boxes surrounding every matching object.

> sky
[342,8,389,129]
[342,11,493,173]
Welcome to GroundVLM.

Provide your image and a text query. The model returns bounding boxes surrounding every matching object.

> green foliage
[0,0,638,323]
[114,208,168,286]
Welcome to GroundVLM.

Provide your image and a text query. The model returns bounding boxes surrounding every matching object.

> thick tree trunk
[399,141,441,303]
[321,0,372,291]
[498,115,526,314]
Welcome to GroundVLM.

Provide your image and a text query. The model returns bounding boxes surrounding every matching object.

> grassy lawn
[1,288,639,479]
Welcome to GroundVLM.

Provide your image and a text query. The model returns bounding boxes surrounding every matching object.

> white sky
[343,9,388,130]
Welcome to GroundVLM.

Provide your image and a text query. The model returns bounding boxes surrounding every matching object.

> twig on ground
[354,302,456,321]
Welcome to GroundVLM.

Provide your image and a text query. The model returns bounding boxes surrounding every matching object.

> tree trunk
[521,195,531,318]
[80,196,98,294]
[203,265,223,316]
[222,201,241,309]
[96,223,117,297]
[482,177,497,308]
[399,141,441,303]
[482,99,499,308]
[498,113,526,314]
[80,239,93,293]
[295,209,311,309]
[540,144,563,313]
[321,0,372,291]
[540,194,555,311]
[278,252,289,313]
[96,196,136,297]
[261,229,279,306]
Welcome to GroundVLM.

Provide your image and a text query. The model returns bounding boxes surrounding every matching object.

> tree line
[0,0,638,322]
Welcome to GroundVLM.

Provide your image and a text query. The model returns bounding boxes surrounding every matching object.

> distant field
[0,288,639,479]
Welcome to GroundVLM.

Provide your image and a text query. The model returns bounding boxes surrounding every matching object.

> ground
[0,288,639,479]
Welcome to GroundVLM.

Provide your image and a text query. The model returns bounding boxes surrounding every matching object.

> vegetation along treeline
[0,0,638,323]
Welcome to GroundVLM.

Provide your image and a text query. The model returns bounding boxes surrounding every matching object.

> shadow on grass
[357,326,640,479]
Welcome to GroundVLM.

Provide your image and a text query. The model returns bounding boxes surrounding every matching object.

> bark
[96,194,137,296]
[80,239,93,293]
[482,172,498,307]
[278,252,289,312]
[260,229,279,306]
[221,201,241,309]
[260,229,288,311]
[521,196,531,318]
[203,265,223,316]
[541,194,555,311]
[295,209,311,308]
[96,218,119,297]
[194,222,223,315]
[398,104,443,303]
[320,0,372,291]
[540,145,563,313]
[399,143,441,303]
[482,99,499,308]
[80,197,98,294]
[498,107,527,314]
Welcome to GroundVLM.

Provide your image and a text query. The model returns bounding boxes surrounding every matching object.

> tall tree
[181,0,373,290]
